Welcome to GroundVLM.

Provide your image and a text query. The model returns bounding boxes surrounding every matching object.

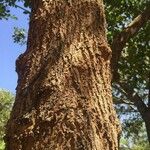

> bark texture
[5,0,120,149]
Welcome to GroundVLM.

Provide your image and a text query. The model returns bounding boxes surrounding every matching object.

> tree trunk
[5,0,121,149]
[141,109,150,144]
[145,120,150,144]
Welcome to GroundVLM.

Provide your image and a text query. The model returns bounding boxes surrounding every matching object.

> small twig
[14,4,31,14]
[113,97,134,105]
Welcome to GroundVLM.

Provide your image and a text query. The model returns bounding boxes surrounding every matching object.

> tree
[0,90,14,150]
[5,0,121,149]
[105,0,150,143]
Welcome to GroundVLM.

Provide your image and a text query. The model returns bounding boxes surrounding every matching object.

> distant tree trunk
[140,108,150,144]
[145,119,150,144]
[5,0,121,149]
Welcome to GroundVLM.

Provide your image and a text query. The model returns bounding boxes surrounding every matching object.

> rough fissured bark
[5,0,121,149]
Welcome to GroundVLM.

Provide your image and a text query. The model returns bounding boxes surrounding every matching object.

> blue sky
[0,4,29,93]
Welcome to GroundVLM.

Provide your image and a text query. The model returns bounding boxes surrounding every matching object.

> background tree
[105,0,150,143]
[0,90,14,150]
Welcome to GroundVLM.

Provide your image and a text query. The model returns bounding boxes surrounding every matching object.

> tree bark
[5,0,121,149]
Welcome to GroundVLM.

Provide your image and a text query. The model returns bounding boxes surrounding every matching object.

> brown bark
[5,0,121,149]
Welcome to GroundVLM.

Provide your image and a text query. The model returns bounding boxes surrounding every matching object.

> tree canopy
[0,0,30,19]
[105,0,150,144]
[0,90,14,150]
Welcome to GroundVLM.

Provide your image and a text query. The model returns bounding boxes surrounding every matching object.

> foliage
[120,123,149,149]
[105,0,150,144]
[0,0,30,20]
[0,90,14,150]
[0,0,16,19]
[105,0,150,93]
[0,1,30,45]
[131,144,149,150]
[120,138,149,150]
[12,27,27,45]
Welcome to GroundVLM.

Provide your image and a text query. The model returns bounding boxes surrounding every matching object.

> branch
[119,82,148,118]
[113,97,134,105]
[113,84,133,105]
[111,5,150,81]
[14,4,31,14]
